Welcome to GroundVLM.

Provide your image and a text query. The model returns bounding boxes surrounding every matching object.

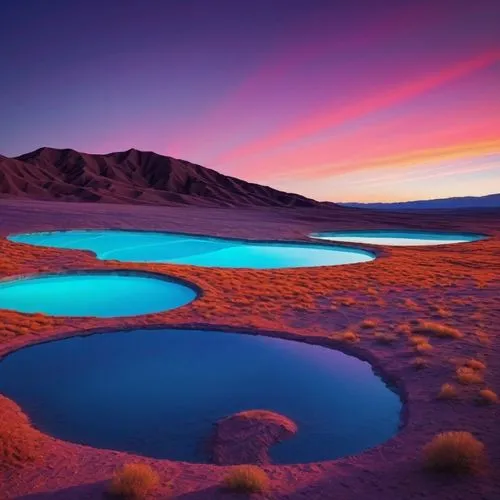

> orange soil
[0,200,499,499]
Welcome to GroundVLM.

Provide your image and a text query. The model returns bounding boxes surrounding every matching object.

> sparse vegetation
[423,431,484,473]
[413,321,462,339]
[465,359,486,371]
[108,463,159,499]
[360,318,378,329]
[431,305,452,318]
[438,383,458,399]
[477,389,498,405]
[223,465,269,493]
[415,342,433,354]
[0,396,41,468]
[409,335,428,346]
[456,367,483,385]
[396,323,412,336]
[340,297,356,307]
[341,330,359,343]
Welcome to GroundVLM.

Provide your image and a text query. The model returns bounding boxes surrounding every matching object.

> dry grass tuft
[413,321,463,339]
[223,465,269,493]
[438,383,458,399]
[456,367,483,385]
[409,335,428,346]
[360,318,378,329]
[477,389,498,405]
[0,396,42,469]
[108,463,159,499]
[415,342,433,354]
[396,323,412,336]
[465,359,486,371]
[340,297,356,307]
[341,330,359,343]
[423,431,485,473]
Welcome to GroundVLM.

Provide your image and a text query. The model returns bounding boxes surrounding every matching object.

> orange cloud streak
[280,139,500,181]
[170,1,449,159]
[215,49,500,166]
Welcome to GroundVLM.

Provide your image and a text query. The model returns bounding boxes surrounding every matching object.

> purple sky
[1,0,499,201]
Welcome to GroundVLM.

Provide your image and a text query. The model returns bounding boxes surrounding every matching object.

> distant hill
[340,194,500,210]
[0,147,322,208]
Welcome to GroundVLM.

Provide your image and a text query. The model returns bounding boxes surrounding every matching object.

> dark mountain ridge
[0,147,321,208]
[340,193,500,210]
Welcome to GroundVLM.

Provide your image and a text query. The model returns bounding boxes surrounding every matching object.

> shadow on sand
[15,480,107,500]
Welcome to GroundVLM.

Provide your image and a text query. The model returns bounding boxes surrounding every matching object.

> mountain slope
[0,147,320,207]
[341,194,500,210]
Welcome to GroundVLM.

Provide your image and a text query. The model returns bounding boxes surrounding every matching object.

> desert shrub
[478,389,498,405]
[341,330,359,343]
[395,323,412,336]
[409,335,428,346]
[340,297,356,306]
[438,383,457,399]
[223,465,269,493]
[413,321,462,339]
[415,342,433,354]
[423,431,484,473]
[108,463,159,499]
[360,319,378,329]
[412,357,427,370]
[456,367,483,385]
[465,359,486,371]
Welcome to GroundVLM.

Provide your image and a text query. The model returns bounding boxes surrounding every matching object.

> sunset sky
[1,0,498,202]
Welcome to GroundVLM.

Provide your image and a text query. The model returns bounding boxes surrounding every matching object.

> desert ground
[0,199,499,499]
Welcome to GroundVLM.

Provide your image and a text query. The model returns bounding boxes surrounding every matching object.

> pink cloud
[213,48,500,168]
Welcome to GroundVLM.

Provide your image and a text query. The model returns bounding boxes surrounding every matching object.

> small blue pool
[310,230,484,246]
[0,272,197,317]
[8,230,374,269]
[0,328,401,464]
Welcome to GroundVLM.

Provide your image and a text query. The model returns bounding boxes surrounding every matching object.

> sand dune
[0,147,320,208]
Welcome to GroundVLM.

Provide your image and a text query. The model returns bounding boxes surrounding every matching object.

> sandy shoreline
[0,200,499,499]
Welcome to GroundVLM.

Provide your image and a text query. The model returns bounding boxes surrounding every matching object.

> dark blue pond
[0,328,401,464]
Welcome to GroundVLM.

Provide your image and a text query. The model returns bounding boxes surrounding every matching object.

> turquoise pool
[8,230,375,269]
[310,230,484,246]
[0,272,197,317]
[0,328,402,464]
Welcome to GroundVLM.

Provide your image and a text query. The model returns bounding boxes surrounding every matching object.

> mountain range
[341,193,500,210]
[0,147,319,208]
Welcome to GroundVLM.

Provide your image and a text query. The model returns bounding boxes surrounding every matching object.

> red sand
[0,200,499,499]
[212,410,298,465]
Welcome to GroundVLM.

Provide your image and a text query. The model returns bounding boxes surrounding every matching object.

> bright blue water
[0,273,196,317]
[0,328,401,464]
[310,230,484,246]
[8,230,374,268]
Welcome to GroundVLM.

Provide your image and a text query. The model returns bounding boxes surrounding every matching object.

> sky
[0,0,499,202]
